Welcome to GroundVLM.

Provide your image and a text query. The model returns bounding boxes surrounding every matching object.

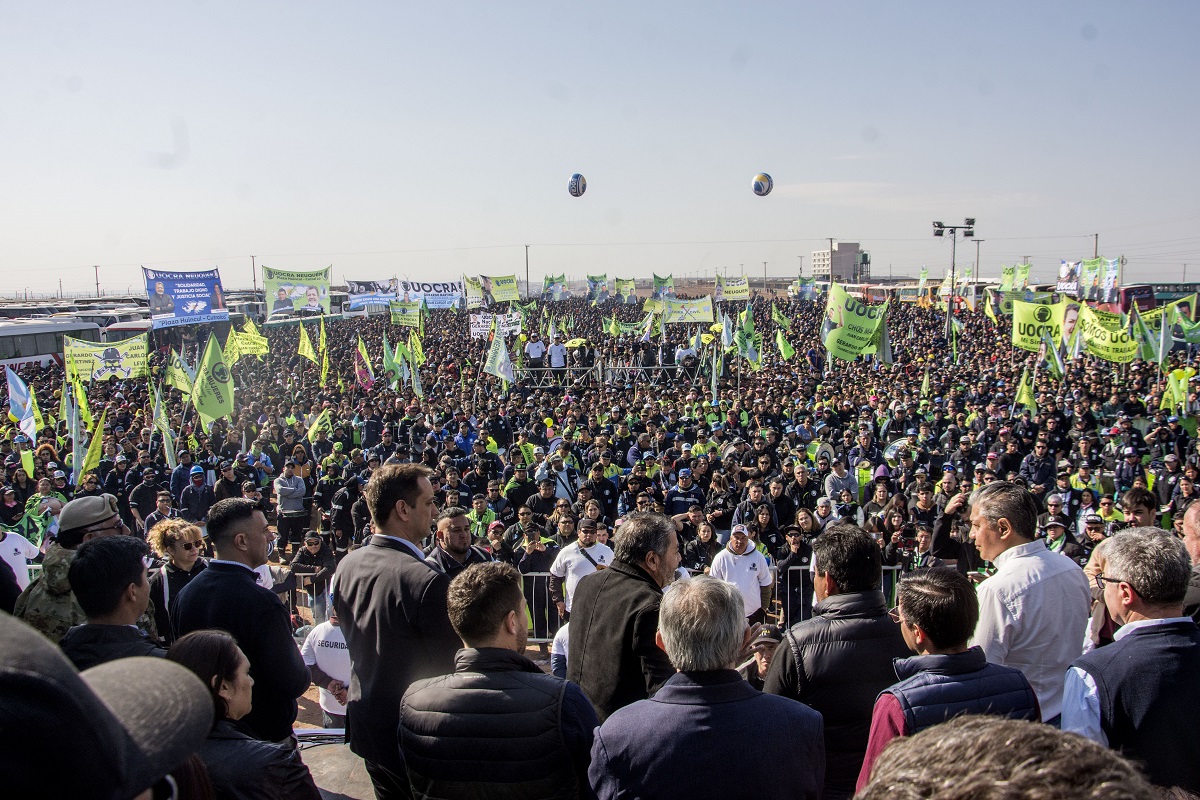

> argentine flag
[6,367,37,440]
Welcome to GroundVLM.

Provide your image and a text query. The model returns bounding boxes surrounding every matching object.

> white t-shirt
[525,340,547,360]
[709,545,772,615]
[551,622,570,660]
[0,532,40,590]
[300,621,352,715]
[549,541,614,612]
[548,343,568,368]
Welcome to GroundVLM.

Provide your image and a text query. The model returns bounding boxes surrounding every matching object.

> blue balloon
[568,173,587,197]
[752,173,773,196]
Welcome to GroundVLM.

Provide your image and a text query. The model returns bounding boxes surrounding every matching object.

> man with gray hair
[588,576,825,800]
[1064,527,1200,793]
[966,481,1090,726]
[567,512,679,721]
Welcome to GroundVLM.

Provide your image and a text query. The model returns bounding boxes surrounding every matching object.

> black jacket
[289,543,336,594]
[199,719,321,800]
[58,623,166,671]
[763,590,909,800]
[400,648,598,800]
[173,562,311,742]
[147,559,207,645]
[566,560,674,722]
[332,536,461,771]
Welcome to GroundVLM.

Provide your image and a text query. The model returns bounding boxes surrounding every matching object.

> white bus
[0,319,101,369]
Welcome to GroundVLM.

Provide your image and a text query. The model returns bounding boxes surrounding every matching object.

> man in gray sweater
[274,459,309,554]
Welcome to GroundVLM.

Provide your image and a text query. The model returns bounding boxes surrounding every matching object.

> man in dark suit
[589,575,825,799]
[1064,528,1200,794]
[567,512,678,722]
[172,498,310,744]
[333,463,460,800]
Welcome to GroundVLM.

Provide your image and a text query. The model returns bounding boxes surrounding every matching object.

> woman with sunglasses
[147,518,208,645]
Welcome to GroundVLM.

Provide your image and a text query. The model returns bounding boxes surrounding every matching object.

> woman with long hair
[147,519,208,645]
[704,472,739,544]
[680,520,722,574]
[168,630,321,800]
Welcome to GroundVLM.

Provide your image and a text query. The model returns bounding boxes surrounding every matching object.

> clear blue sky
[1,1,1197,295]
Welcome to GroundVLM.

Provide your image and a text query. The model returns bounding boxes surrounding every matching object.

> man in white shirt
[0,528,40,590]
[967,481,1091,725]
[301,598,352,729]
[550,517,614,620]
[709,524,773,624]
[548,335,569,383]
[524,333,547,369]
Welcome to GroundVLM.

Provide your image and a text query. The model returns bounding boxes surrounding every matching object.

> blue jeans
[309,590,328,625]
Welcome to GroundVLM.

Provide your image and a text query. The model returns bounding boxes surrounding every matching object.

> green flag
[382,332,402,390]
[775,330,794,360]
[771,302,791,331]
[193,335,235,429]
[409,331,426,367]
[297,323,318,364]
[483,319,515,384]
[166,348,194,396]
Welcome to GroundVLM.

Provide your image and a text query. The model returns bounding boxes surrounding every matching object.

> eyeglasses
[177,540,202,551]
[1094,574,1126,592]
[887,606,904,625]
[86,519,130,536]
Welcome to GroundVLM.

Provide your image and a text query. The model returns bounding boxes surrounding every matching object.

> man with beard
[426,506,493,579]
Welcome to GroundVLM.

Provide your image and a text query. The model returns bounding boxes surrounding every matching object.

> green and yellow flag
[408,330,426,367]
[1015,367,1038,414]
[193,335,235,429]
[318,315,328,354]
[771,302,792,332]
[79,407,108,481]
[166,348,194,396]
[307,408,333,443]
[775,330,794,361]
[1011,299,1066,353]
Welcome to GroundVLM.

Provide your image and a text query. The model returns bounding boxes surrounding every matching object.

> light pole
[973,239,984,283]
[932,218,976,342]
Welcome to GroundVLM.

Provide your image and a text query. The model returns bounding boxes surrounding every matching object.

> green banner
[65,335,149,382]
[1014,263,1031,289]
[193,335,235,428]
[1077,304,1137,363]
[663,297,714,324]
[652,273,674,299]
[1012,299,1067,352]
[541,274,566,302]
[264,266,331,315]
[463,276,485,309]
[715,275,750,301]
[917,266,928,293]
[481,274,520,303]
[998,265,1015,292]
[821,283,889,362]
[389,300,422,327]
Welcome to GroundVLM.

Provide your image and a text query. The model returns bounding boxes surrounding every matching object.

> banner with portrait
[1014,263,1032,290]
[586,274,610,303]
[463,276,485,309]
[346,278,398,309]
[715,275,749,302]
[481,275,520,303]
[470,312,522,339]
[652,273,674,299]
[65,335,149,382]
[821,283,888,362]
[398,279,463,309]
[998,265,1016,292]
[541,274,566,302]
[264,266,331,316]
[614,278,637,304]
[1056,260,1082,297]
[143,267,229,329]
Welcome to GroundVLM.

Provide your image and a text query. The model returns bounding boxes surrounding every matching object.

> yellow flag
[297,323,318,364]
[318,315,328,354]
[321,347,330,388]
[79,408,108,480]
[409,330,426,367]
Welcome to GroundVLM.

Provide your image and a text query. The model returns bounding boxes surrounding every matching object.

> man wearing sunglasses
[14,494,133,643]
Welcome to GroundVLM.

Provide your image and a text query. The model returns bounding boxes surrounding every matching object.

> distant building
[811,242,871,282]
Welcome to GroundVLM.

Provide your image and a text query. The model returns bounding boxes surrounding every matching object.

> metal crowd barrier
[520,564,904,643]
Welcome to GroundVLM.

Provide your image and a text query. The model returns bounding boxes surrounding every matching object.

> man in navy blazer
[334,463,461,800]
[172,498,310,744]
[589,576,825,800]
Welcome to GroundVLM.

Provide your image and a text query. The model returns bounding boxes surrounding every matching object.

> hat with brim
[0,614,212,800]
[56,494,121,539]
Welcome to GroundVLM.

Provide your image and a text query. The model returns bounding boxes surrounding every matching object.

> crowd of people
[3,287,1200,799]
